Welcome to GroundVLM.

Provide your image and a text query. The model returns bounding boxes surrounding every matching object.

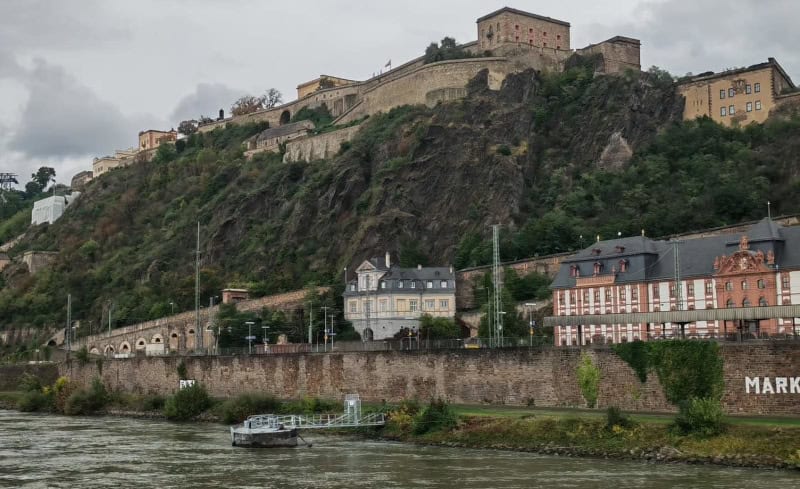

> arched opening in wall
[152,335,163,344]
[135,338,147,350]
[188,329,195,335]
[279,110,291,125]
[120,342,131,353]
[363,328,374,341]
[47,339,57,346]
[104,345,115,354]
[90,347,100,355]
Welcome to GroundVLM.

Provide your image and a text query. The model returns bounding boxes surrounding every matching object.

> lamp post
[169,301,175,315]
[525,303,537,347]
[245,321,255,355]
[262,325,270,353]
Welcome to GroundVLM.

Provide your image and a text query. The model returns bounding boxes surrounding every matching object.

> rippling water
[1,410,798,488]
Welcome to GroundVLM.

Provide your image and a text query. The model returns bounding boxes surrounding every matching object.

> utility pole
[66,294,72,356]
[322,306,329,352]
[208,296,216,354]
[492,225,503,348]
[308,302,313,345]
[108,301,113,337]
[195,222,202,350]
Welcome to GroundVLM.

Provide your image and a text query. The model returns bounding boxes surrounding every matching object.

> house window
[593,262,603,275]
[725,282,733,291]
[515,36,519,42]
[742,298,751,307]
[759,297,768,307]
[755,100,762,110]
[440,299,449,309]
[350,284,356,291]
[397,299,406,311]
[349,301,357,313]
[605,289,612,302]
[726,299,734,307]
[741,280,748,290]
[515,24,519,30]
[620,288,626,302]
[652,284,659,299]
[409,300,418,312]
[380,281,386,289]
[757,279,765,289]
[720,106,727,117]
[782,275,790,289]
[426,281,433,289]
[631,288,638,301]
[529,28,533,33]
[746,84,752,94]
[594,288,600,303]
[746,102,753,112]
[398,281,404,289]
[557,34,561,40]
[754,82,761,93]
[728,88,735,98]
[425,299,435,310]
[706,282,713,295]
[688,283,695,295]
[619,259,629,272]
[570,291,576,303]
[410,281,416,289]
[379,300,387,312]
[720,89,726,99]
[583,290,589,303]
[669,284,676,298]
[543,42,547,47]
[543,31,547,36]
[440,280,447,288]
[729,105,735,115]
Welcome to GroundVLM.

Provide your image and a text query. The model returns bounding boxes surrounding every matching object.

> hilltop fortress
[199,7,642,161]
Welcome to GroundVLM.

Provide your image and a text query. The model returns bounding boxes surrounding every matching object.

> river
[1,410,798,488]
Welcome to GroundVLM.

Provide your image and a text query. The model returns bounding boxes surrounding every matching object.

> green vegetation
[423,37,481,64]
[576,353,600,408]
[64,378,109,415]
[385,399,458,436]
[291,105,333,129]
[418,315,459,339]
[176,360,188,380]
[163,383,212,421]
[216,393,282,424]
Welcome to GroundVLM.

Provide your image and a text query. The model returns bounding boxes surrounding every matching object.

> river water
[1,410,798,489]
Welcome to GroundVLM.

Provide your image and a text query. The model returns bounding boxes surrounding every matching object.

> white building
[31,193,80,225]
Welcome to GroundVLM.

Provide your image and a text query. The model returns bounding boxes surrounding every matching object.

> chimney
[385,251,391,268]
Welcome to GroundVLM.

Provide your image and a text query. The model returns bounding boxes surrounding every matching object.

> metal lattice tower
[0,173,19,191]
[492,225,503,347]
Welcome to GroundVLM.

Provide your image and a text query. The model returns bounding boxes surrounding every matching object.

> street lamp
[245,321,255,354]
[169,301,175,315]
[525,303,537,347]
[262,325,270,353]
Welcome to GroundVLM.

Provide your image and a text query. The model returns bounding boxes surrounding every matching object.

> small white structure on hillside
[31,193,80,225]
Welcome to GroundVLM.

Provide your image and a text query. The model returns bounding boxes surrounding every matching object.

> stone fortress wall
[61,342,800,416]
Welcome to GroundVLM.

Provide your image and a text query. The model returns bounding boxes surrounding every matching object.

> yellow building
[92,148,138,177]
[296,75,358,100]
[138,129,177,151]
[678,58,795,126]
[343,252,457,340]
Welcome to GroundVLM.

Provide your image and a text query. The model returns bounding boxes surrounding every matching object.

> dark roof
[382,267,454,281]
[677,58,795,89]
[366,256,390,270]
[248,121,314,142]
[553,218,800,289]
[476,7,570,27]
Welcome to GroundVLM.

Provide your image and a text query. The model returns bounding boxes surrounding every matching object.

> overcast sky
[1,0,798,187]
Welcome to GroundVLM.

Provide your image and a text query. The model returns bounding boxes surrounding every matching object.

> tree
[231,95,265,116]
[178,120,198,136]
[419,315,460,339]
[28,167,56,195]
[264,88,283,109]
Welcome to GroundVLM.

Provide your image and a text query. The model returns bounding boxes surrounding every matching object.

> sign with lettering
[745,377,800,394]
[179,379,196,389]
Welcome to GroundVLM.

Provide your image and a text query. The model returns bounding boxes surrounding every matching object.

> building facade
[550,219,800,345]
[343,253,457,340]
[139,129,177,151]
[297,75,358,99]
[92,148,138,177]
[678,58,795,126]
[31,193,80,225]
[477,7,570,51]
[70,170,93,190]
[243,121,314,159]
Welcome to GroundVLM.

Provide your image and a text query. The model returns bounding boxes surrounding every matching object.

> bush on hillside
[605,406,635,430]
[674,397,725,437]
[217,393,282,424]
[17,390,51,412]
[413,398,458,435]
[64,378,109,415]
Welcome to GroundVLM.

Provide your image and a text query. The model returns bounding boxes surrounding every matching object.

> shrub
[75,346,91,365]
[17,390,51,412]
[605,406,634,430]
[674,397,725,437]
[176,360,188,380]
[217,393,282,424]
[281,396,337,415]
[18,372,43,392]
[577,353,600,408]
[64,378,109,416]
[496,144,512,156]
[141,395,166,412]
[413,398,458,435]
[52,376,74,414]
[164,383,212,421]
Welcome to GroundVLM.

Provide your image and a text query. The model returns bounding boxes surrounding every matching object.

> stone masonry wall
[284,125,363,163]
[0,363,59,391]
[59,343,800,415]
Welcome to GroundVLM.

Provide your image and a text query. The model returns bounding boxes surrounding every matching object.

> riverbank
[3,389,799,471]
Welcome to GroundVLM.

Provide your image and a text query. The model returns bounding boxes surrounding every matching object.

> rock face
[598,132,634,170]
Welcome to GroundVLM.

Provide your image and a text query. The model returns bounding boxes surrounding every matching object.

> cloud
[170,83,246,122]
[8,58,162,159]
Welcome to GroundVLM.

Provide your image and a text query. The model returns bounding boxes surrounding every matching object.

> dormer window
[398,281,404,289]
[380,281,386,289]
[619,259,629,273]
[426,281,433,288]
[614,246,625,253]
[593,262,603,275]
[592,249,601,256]
[410,281,416,289]
[569,265,579,278]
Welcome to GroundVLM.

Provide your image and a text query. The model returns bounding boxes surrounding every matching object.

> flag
[385,59,392,69]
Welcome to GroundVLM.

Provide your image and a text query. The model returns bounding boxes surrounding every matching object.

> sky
[1,0,798,187]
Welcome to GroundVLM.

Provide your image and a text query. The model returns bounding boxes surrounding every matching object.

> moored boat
[230,415,301,448]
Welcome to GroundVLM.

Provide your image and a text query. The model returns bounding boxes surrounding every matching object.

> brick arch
[186,328,197,350]
[119,341,131,353]
[104,344,115,354]
[135,338,147,350]
[169,331,180,350]
[151,334,163,344]
[89,346,100,355]
[279,110,291,125]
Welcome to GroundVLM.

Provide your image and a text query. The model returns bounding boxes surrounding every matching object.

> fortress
[198,7,642,161]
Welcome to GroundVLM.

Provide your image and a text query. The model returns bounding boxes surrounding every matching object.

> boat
[230,415,306,448]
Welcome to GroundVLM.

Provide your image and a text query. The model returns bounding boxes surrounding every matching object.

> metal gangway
[246,394,386,430]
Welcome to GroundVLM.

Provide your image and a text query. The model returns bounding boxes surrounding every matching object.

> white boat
[230,415,304,448]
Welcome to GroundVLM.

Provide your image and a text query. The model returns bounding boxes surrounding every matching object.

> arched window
[757,279,765,289]
[742,298,751,307]
[758,297,768,307]
[725,282,733,291]
[726,299,734,308]
[593,262,603,275]
[741,280,748,290]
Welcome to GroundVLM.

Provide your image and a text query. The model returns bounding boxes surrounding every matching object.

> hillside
[2,62,800,333]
